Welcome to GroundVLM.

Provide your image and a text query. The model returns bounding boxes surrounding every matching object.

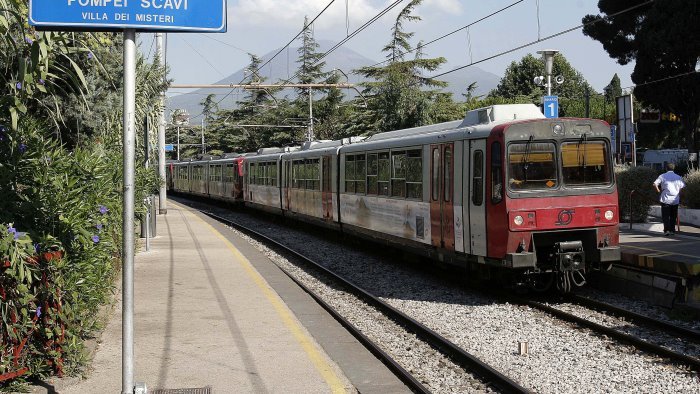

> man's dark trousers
[661,202,679,233]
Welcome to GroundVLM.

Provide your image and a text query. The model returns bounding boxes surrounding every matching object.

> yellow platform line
[188,209,348,394]
[623,244,699,260]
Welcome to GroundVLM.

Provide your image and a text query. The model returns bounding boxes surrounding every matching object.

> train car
[334,104,619,291]
[172,104,620,292]
[206,153,245,202]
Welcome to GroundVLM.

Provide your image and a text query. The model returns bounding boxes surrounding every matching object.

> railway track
[517,296,700,371]
[200,209,530,394]
[175,197,699,392]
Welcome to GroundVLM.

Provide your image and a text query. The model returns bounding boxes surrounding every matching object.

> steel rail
[200,210,530,394]
[567,295,700,343]
[524,300,700,371]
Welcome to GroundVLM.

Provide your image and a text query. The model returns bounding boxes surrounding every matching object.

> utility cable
[188,0,338,121]
[178,35,226,77]
[275,0,406,90]
[364,0,526,70]
[198,33,250,55]
[428,0,656,81]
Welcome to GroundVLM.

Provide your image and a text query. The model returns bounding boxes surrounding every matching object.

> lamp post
[536,49,559,96]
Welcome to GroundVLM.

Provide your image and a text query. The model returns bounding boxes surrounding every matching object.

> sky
[142,0,636,104]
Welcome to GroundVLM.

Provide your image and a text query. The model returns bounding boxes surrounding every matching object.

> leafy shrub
[615,165,658,222]
[1,120,124,384]
[683,169,700,209]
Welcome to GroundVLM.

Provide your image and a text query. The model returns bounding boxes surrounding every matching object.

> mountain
[167,40,500,118]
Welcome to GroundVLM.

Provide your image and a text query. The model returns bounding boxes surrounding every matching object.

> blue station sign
[543,95,559,119]
[29,0,227,32]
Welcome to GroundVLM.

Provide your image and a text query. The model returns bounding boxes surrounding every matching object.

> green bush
[615,165,659,222]
[0,120,124,384]
[683,169,700,209]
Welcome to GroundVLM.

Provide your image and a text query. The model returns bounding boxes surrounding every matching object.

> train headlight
[604,210,614,221]
[552,123,564,136]
[513,215,524,226]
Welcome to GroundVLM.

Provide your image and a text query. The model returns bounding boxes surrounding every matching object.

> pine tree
[355,0,447,134]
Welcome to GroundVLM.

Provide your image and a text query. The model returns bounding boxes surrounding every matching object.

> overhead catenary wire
[427,0,656,81]
[275,0,406,90]
[360,0,526,71]
[178,36,226,77]
[189,0,404,121]
[187,0,339,121]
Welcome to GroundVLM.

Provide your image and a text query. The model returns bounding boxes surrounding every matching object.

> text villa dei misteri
[67,0,189,22]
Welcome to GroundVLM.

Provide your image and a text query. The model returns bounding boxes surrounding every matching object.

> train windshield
[561,141,612,186]
[508,141,557,190]
[507,139,613,191]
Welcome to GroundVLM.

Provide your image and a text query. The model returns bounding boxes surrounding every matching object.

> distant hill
[167,40,500,118]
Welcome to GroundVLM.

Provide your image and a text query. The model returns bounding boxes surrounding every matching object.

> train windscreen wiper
[521,135,534,181]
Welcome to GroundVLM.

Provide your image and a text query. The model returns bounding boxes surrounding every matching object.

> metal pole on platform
[122,28,136,394]
[156,32,168,214]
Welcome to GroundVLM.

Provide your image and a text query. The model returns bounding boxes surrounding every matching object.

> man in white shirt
[653,163,686,235]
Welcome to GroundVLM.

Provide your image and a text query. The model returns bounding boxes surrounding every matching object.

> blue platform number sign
[165,144,174,152]
[543,96,559,119]
[29,0,227,32]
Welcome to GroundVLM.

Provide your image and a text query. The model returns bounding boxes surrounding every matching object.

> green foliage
[615,165,658,222]
[0,1,165,386]
[682,169,700,209]
[583,0,700,154]
[355,0,448,134]
[0,0,98,132]
[489,53,596,118]
[0,119,124,383]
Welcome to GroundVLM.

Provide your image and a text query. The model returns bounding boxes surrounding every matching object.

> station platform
[38,201,407,394]
[600,219,700,309]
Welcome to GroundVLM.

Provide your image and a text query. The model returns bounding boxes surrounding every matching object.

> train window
[367,153,378,195]
[210,165,221,182]
[270,162,278,187]
[225,164,234,183]
[491,142,503,204]
[508,142,557,190]
[444,148,452,202]
[472,150,483,206]
[391,151,406,198]
[313,159,321,191]
[378,152,390,196]
[355,154,366,194]
[561,141,611,186]
[345,155,356,193]
[432,148,439,201]
[292,160,300,188]
[406,150,422,200]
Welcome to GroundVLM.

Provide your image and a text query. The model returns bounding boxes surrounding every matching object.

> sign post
[28,2,227,393]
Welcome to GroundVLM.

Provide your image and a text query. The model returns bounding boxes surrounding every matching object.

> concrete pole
[177,125,180,161]
[201,118,205,155]
[156,32,167,214]
[122,29,136,394]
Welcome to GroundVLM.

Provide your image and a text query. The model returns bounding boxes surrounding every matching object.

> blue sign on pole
[165,144,174,152]
[29,0,227,32]
[543,96,559,118]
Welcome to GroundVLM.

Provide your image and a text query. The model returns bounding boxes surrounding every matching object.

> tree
[199,93,218,124]
[489,53,596,117]
[604,73,622,102]
[583,0,700,155]
[355,0,448,134]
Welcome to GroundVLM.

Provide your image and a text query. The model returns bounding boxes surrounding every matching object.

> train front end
[490,118,620,292]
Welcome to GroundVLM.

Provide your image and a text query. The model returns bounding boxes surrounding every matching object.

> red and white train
[168,104,620,292]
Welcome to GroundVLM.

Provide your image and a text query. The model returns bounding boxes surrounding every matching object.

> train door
[322,155,332,220]
[283,160,292,210]
[430,143,455,251]
[468,139,487,255]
